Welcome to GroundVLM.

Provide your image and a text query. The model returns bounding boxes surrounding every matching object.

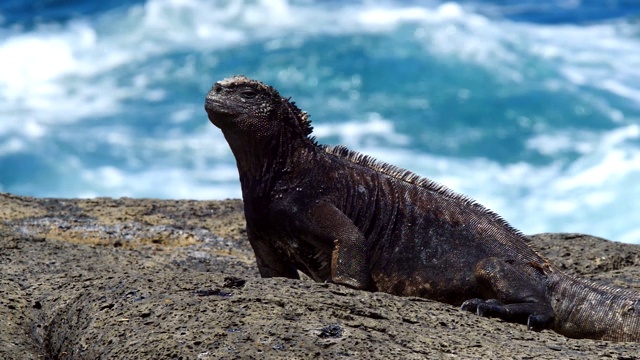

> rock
[1,193,639,359]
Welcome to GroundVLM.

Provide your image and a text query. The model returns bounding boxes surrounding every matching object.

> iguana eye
[240,89,258,99]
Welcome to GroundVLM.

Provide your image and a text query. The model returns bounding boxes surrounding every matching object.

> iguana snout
[204,75,280,132]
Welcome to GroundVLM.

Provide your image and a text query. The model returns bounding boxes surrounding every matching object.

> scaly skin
[204,75,640,341]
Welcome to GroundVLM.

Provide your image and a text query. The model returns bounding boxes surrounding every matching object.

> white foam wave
[77,165,241,200]
[314,113,410,148]
[1,0,638,129]
[43,123,242,199]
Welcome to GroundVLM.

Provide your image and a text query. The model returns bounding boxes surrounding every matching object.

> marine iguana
[204,75,640,342]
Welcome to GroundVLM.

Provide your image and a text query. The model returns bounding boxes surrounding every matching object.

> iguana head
[205,75,312,139]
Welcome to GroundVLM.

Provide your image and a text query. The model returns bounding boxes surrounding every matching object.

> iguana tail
[548,270,640,341]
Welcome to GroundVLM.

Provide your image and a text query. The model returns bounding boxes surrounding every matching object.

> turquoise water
[1,0,640,242]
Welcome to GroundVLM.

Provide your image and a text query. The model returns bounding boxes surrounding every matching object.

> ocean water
[1,0,640,243]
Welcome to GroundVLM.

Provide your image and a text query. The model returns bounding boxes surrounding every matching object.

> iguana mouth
[204,98,235,128]
[205,96,234,115]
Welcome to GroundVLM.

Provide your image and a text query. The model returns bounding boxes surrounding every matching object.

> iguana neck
[222,128,318,200]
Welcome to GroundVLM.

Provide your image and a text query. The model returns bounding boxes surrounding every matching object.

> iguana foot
[460,298,484,312]
[460,298,554,331]
[329,274,371,290]
[526,313,554,332]
[461,298,507,317]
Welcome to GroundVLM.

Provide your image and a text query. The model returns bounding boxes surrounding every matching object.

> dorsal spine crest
[321,144,525,237]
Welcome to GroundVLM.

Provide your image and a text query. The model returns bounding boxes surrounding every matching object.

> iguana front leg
[247,226,300,279]
[307,202,373,290]
[460,257,555,331]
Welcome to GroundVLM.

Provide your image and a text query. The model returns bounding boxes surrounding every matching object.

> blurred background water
[1,0,640,242]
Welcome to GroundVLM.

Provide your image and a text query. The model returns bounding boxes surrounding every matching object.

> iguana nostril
[214,83,223,93]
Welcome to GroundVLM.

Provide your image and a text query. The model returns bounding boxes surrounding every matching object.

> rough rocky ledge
[1,193,640,359]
